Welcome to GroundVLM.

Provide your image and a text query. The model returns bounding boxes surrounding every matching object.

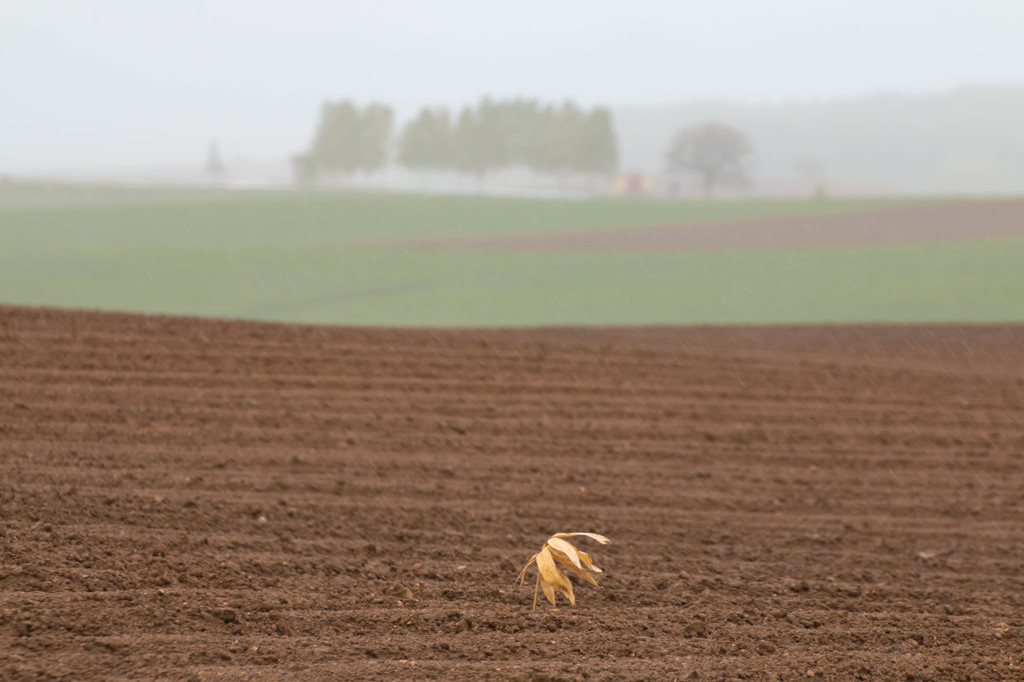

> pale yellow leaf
[552,532,610,544]
[516,553,538,586]
[545,537,582,569]
[537,546,576,605]
[562,574,576,605]
[576,549,602,573]
[551,550,599,587]
[541,579,556,606]
[536,547,572,593]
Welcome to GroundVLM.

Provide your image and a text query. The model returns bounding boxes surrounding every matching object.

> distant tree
[451,105,494,180]
[498,98,541,166]
[294,100,394,181]
[447,98,619,183]
[576,107,618,175]
[295,96,619,190]
[397,107,453,171]
[358,104,394,173]
[449,97,534,181]
[205,141,225,177]
[552,101,588,176]
[526,102,576,177]
[524,101,618,179]
[305,100,362,176]
[665,122,752,196]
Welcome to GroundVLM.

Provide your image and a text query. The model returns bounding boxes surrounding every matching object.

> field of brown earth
[396,199,1024,250]
[2,306,1024,680]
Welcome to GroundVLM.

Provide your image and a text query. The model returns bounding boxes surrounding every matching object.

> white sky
[2,0,1023,171]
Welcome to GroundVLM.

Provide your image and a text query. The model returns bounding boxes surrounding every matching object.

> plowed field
[2,307,1023,680]
[397,199,1024,250]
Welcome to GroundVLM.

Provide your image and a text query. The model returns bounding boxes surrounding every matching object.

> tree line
[292,98,619,183]
[293,97,756,195]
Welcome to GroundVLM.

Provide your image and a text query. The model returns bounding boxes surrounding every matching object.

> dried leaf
[516,553,538,585]
[577,549,602,573]
[552,532,610,544]
[536,547,575,606]
[537,547,572,596]
[551,550,599,587]
[561,573,576,605]
[546,537,583,568]
[540,579,556,606]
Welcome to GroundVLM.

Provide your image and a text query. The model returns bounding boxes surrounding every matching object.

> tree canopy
[665,122,753,196]
[397,98,618,178]
[397,107,453,171]
[294,97,619,183]
[292,100,394,180]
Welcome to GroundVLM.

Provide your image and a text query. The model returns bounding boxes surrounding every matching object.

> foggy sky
[3,0,1023,172]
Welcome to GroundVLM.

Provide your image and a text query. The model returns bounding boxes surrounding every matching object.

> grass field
[0,184,925,244]
[2,184,1021,325]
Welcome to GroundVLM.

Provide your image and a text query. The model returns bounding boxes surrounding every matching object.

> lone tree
[665,122,752,196]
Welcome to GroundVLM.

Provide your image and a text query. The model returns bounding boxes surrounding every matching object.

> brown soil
[2,306,1023,681]
[397,200,1024,250]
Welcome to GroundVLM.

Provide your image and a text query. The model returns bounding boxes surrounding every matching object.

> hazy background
[3,0,1024,193]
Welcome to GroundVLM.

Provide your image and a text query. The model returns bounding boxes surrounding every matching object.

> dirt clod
[385,583,414,600]
[211,608,238,624]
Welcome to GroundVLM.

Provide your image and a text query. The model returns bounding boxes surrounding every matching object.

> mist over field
[2,1,1024,325]
[9,88,1022,196]
[615,86,1024,195]
[2,1,1023,195]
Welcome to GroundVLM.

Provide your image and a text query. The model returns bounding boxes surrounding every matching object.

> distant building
[611,172,653,196]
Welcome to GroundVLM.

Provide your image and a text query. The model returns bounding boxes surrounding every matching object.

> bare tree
[665,123,752,196]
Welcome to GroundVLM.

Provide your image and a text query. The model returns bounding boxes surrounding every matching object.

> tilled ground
[395,200,1024,250]
[2,306,1023,680]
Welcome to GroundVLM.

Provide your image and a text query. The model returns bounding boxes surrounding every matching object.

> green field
[2,184,1021,325]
